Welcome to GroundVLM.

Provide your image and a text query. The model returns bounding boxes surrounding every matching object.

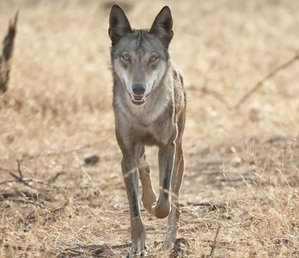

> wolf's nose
[132,83,146,95]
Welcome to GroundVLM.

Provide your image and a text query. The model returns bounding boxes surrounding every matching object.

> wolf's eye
[122,54,130,62]
[150,55,159,62]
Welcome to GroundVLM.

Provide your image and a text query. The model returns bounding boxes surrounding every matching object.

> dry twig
[208,225,221,258]
[187,51,299,110]
[200,87,231,109]
[17,159,23,178]
[234,51,299,109]
[46,171,64,184]
[9,171,33,188]
[186,60,231,109]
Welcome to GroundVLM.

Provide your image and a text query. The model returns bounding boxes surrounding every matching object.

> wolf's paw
[126,249,147,258]
[151,201,170,219]
[161,240,174,250]
[126,244,147,258]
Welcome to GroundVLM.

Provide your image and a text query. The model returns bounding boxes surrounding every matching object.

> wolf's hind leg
[137,145,157,214]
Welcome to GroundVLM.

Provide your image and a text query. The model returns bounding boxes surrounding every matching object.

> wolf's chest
[131,120,174,147]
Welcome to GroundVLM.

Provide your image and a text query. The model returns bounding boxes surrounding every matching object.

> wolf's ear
[108,5,132,46]
[149,6,173,48]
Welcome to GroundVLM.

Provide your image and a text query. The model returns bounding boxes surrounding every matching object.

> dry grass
[1,0,299,257]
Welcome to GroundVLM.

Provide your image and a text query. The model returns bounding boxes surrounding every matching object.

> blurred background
[1,0,299,156]
[0,0,299,257]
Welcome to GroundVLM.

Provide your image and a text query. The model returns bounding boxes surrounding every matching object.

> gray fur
[109,5,186,257]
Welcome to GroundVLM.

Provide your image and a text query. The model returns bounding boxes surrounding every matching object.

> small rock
[84,155,100,165]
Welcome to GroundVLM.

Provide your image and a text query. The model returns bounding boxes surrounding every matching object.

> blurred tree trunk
[0,12,18,94]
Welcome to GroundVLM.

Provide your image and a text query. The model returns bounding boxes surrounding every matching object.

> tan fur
[109,5,186,257]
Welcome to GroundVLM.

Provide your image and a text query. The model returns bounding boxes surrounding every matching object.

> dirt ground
[1,0,299,257]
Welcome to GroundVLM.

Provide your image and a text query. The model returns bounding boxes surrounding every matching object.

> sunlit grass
[0,0,299,257]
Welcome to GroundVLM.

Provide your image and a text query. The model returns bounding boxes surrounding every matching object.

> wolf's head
[109,5,173,106]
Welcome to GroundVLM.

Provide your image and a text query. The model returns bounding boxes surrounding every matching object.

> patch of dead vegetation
[1,0,299,257]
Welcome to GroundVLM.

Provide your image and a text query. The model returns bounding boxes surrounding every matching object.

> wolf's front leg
[151,142,176,219]
[121,156,146,257]
[162,142,185,250]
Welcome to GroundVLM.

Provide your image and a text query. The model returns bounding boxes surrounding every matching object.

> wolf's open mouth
[130,95,146,106]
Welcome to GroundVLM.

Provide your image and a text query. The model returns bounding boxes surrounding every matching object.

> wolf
[108,5,186,257]
[0,12,18,94]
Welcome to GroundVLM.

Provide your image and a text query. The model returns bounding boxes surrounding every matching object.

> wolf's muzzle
[130,83,146,105]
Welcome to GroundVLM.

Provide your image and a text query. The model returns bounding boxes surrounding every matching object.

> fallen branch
[234,51,299,109]
[9,171,33,188]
